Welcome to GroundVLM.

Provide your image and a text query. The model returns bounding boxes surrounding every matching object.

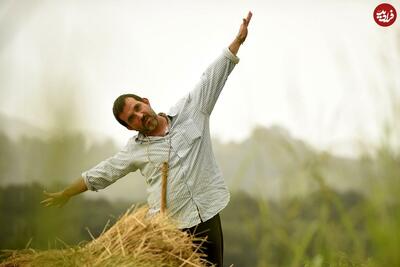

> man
[41,11,252,266]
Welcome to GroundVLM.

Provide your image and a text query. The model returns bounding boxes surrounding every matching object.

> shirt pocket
[171,118,202,159]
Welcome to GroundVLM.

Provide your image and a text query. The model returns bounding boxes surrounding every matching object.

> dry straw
[0,206,211,267]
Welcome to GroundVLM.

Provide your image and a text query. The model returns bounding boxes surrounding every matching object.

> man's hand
[41,190,70,207]
[229,11,253,56]
[40,177,88,207]
[235,11,253,44]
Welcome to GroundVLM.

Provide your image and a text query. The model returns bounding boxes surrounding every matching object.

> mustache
[142,114,154,126]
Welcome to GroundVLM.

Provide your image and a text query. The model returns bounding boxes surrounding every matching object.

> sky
[1,0,399,157]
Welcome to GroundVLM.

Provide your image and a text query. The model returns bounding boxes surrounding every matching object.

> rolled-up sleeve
[82,142,137,191]
[189,48,239,115]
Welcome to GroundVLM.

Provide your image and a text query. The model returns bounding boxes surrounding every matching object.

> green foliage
[220,173,399,267]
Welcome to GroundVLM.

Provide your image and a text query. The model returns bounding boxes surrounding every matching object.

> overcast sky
[1,0,399,157]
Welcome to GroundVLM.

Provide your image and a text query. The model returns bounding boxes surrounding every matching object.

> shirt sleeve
[82,141,138,191]
[189,48,240,115]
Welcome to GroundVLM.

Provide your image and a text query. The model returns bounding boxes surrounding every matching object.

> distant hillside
[214,125,372,199]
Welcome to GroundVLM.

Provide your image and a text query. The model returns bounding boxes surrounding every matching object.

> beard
[142,114,158,133]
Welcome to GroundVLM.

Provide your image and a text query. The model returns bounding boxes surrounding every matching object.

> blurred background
[0,0,399,266]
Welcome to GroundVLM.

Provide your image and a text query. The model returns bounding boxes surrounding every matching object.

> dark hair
[113,93,144,128]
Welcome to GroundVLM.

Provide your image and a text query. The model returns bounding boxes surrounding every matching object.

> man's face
[118,97,158,133]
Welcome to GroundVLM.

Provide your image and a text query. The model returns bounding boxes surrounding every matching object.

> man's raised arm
[188,11,253,115]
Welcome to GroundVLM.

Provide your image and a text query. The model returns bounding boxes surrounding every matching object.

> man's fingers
[242,11,252,27]
[40,198,53,205]
[40,198,52,204]
[40,199,48,204]
[41,199,53,206]
[246,11,253,26]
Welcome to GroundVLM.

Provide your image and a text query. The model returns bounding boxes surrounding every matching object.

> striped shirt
[82,48,240,229]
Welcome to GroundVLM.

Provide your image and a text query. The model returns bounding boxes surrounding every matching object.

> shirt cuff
[223,47,240,64]
[81,172,98,192]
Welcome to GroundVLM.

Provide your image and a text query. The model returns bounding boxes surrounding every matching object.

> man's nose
[135,112,143,120]
[136,112,144,121]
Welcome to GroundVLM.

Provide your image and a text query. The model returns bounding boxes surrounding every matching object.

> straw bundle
[0,206,210,267]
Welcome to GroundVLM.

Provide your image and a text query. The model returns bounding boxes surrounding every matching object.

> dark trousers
[182,213,224,267]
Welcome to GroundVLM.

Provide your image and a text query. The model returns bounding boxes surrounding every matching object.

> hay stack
[0,206,210,267]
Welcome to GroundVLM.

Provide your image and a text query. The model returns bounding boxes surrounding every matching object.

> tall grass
[227,135,400,266]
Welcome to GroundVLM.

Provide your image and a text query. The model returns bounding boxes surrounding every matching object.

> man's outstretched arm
[187,11,253,115]
[40,141,138,207]
[229,11,252,55]
[41,177,87,207]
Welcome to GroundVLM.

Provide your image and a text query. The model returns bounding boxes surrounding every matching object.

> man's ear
[142,98,150,105]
